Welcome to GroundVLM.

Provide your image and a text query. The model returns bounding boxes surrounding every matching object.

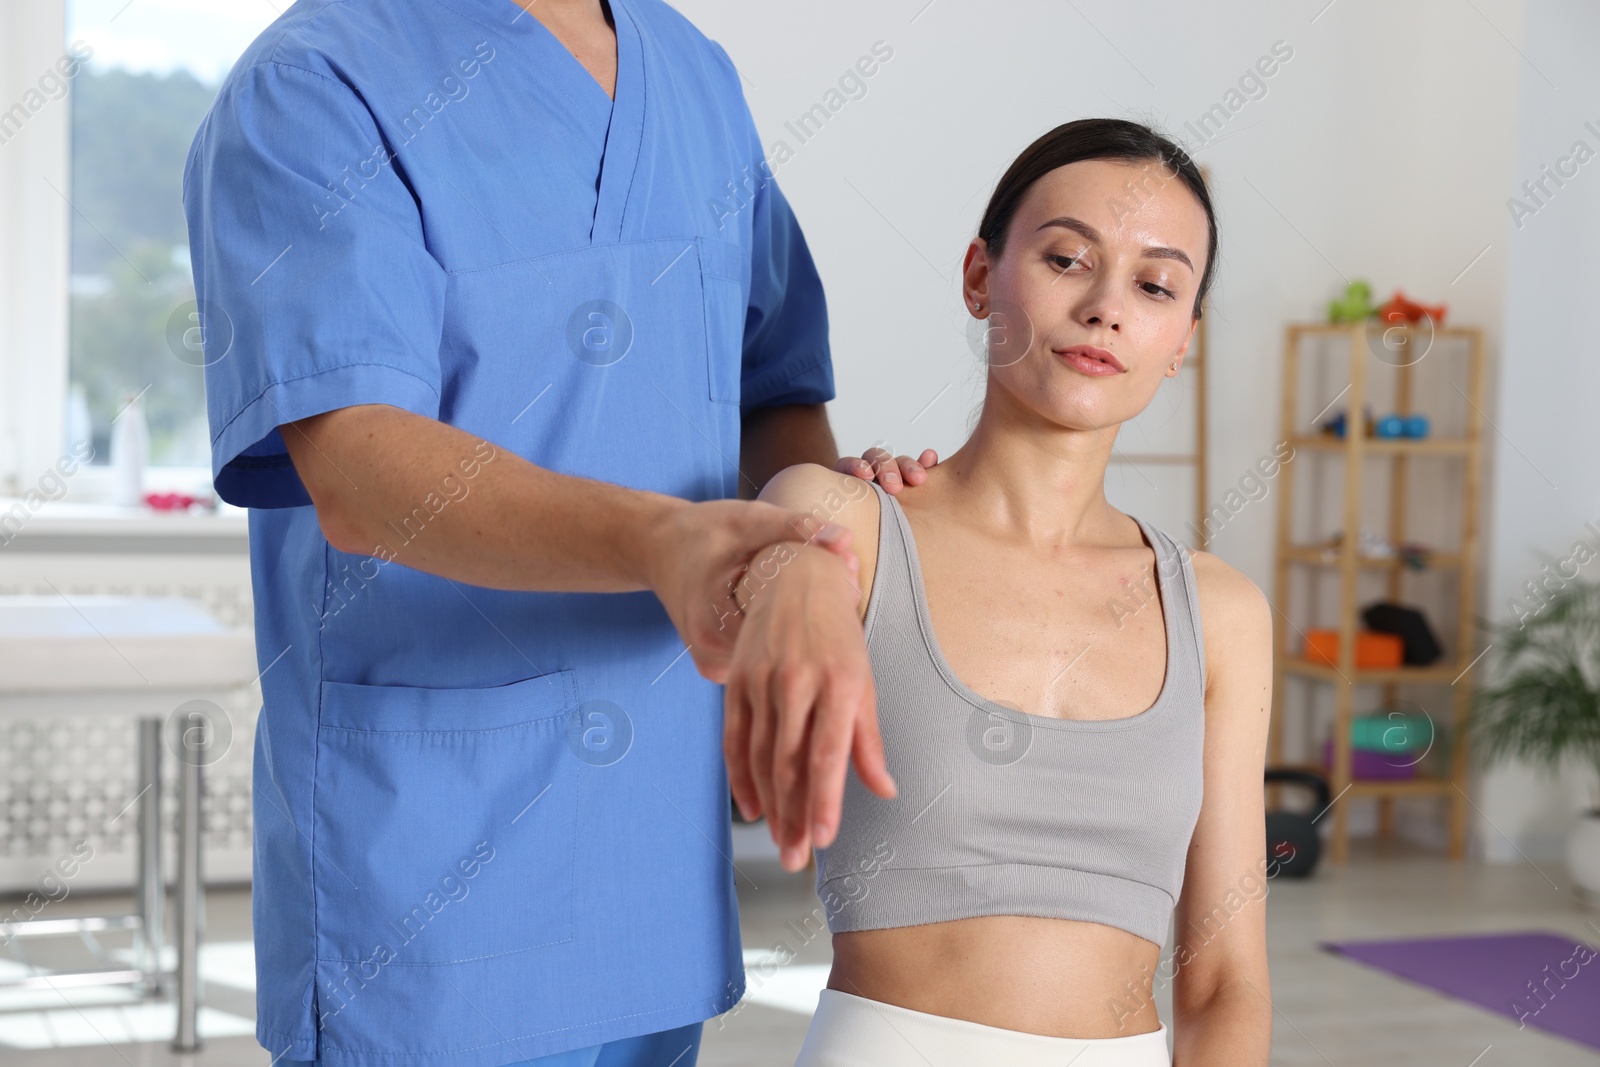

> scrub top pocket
[441,237,743,504]
[697,236,748,407]
[312,669,581,965]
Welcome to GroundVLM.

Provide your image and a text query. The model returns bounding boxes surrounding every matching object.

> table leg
[172,720,205,1052]
[135,718,164,996]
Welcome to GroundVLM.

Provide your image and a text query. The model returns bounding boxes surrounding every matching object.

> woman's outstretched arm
[1170,552,1275,1065]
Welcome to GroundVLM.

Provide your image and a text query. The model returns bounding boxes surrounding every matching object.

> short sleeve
[182,60,447,509]
[705,51,833,418]
[739,175,836,417]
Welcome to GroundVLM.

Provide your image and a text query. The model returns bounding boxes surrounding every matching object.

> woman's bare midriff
[827,915,1163,1039]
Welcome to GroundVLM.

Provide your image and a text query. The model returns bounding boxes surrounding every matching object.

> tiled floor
[3,841,1598,1065]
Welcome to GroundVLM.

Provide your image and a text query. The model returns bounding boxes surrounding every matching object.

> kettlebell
[1264,769,1329,878]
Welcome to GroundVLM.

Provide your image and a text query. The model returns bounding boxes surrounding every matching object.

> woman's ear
[962,238,990,316]
[1172,319,1199,366]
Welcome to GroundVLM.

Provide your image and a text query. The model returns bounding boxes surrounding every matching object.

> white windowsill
[0,498,248,538]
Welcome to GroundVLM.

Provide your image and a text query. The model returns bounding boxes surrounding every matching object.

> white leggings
[794,989,1170,1067]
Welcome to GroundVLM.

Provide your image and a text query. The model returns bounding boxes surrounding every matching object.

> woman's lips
[1054,345,1127,375]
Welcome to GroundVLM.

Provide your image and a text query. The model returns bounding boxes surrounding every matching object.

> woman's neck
[922,405,1126,551]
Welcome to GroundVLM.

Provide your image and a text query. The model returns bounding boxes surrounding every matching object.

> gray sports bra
[813,480,1207,947]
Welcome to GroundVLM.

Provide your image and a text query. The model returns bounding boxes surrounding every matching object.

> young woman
[736,119,1274,1065]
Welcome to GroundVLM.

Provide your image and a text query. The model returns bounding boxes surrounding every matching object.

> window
[64,0,280,474]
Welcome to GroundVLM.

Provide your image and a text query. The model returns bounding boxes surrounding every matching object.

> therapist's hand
[722,541,895,872]
[835,446,938,495]
[644,499,860,686]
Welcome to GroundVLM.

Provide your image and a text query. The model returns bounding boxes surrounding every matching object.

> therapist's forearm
[738,403,839,500]
[283,403,864,684]
[282,403,692,594]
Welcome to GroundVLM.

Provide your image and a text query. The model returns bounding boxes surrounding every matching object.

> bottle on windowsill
[110,391,149,508]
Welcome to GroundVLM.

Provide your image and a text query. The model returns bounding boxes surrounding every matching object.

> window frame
[1,0,70,501]
[1,0,218,506]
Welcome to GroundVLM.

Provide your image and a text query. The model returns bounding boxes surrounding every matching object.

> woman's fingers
[723,674,759,822]
[746,666,777,840]
[806,668,872,851]
[770,662,821,870]
[714,541,877,870]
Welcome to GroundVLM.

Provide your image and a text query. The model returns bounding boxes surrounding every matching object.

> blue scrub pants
[279,1020,703,1067]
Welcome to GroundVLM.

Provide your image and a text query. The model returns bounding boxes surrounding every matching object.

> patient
[729,119,1274,1066]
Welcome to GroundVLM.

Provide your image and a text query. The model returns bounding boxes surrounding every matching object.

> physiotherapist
[181,0,930,1065]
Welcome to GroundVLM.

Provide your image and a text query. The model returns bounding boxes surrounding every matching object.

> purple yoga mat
[1322,932,1600,1050]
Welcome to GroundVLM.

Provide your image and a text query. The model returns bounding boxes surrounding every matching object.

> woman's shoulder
[755,463,882,525]
[756,463,887,622]
[1182,544,1273,702]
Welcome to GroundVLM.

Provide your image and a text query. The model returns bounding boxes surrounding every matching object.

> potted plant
[1471,576,1600,901]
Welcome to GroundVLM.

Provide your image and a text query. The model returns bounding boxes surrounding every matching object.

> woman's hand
[835,446,938,494]
[722,540,895,871]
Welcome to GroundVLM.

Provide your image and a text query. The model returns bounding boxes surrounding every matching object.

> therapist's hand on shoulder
[835,446,938,495]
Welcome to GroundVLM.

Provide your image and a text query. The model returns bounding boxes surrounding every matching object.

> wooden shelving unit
[1269,321,1486,862]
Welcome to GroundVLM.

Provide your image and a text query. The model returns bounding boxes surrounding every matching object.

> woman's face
[964,158,1210,432]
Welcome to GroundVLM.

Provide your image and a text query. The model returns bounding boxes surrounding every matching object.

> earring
[1170,361,1178,371]
[973,301,983,311]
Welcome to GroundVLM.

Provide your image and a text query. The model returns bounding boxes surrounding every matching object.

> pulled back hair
[977,118,1218,320]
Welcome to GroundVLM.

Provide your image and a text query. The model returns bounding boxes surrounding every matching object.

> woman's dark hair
[977,118,1217,320]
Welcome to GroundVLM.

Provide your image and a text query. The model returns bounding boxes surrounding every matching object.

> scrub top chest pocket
[697,236,748,407]
[439,237,745,505]
[312,669,581,966]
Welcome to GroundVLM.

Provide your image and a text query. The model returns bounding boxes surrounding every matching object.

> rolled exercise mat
[1303,629,1404,669]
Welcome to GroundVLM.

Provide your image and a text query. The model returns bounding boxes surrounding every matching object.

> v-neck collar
[589,0,643,242]
[512,0,618,111]
[431,0,646,242]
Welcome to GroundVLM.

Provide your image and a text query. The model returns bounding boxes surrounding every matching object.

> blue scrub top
[182,1,833,1063]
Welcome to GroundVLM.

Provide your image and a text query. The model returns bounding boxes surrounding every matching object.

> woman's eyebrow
[1036,216,1194,271]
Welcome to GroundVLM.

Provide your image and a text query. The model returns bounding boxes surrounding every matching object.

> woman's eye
[1046,255,1173,299]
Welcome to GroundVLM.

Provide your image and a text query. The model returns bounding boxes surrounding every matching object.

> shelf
[1346,776,1458,797]
[1282,544,1464,569]
[1288,435,1476,456]
[1288,321,1479,342]
[1280,656,1468,685]
[1270,320,1486,863]
[1267,762,1455,797]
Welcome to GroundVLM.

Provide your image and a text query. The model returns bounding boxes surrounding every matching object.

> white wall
[1478,0,1600,862]
[678,0,1538,851]
[680,0,1523,523]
